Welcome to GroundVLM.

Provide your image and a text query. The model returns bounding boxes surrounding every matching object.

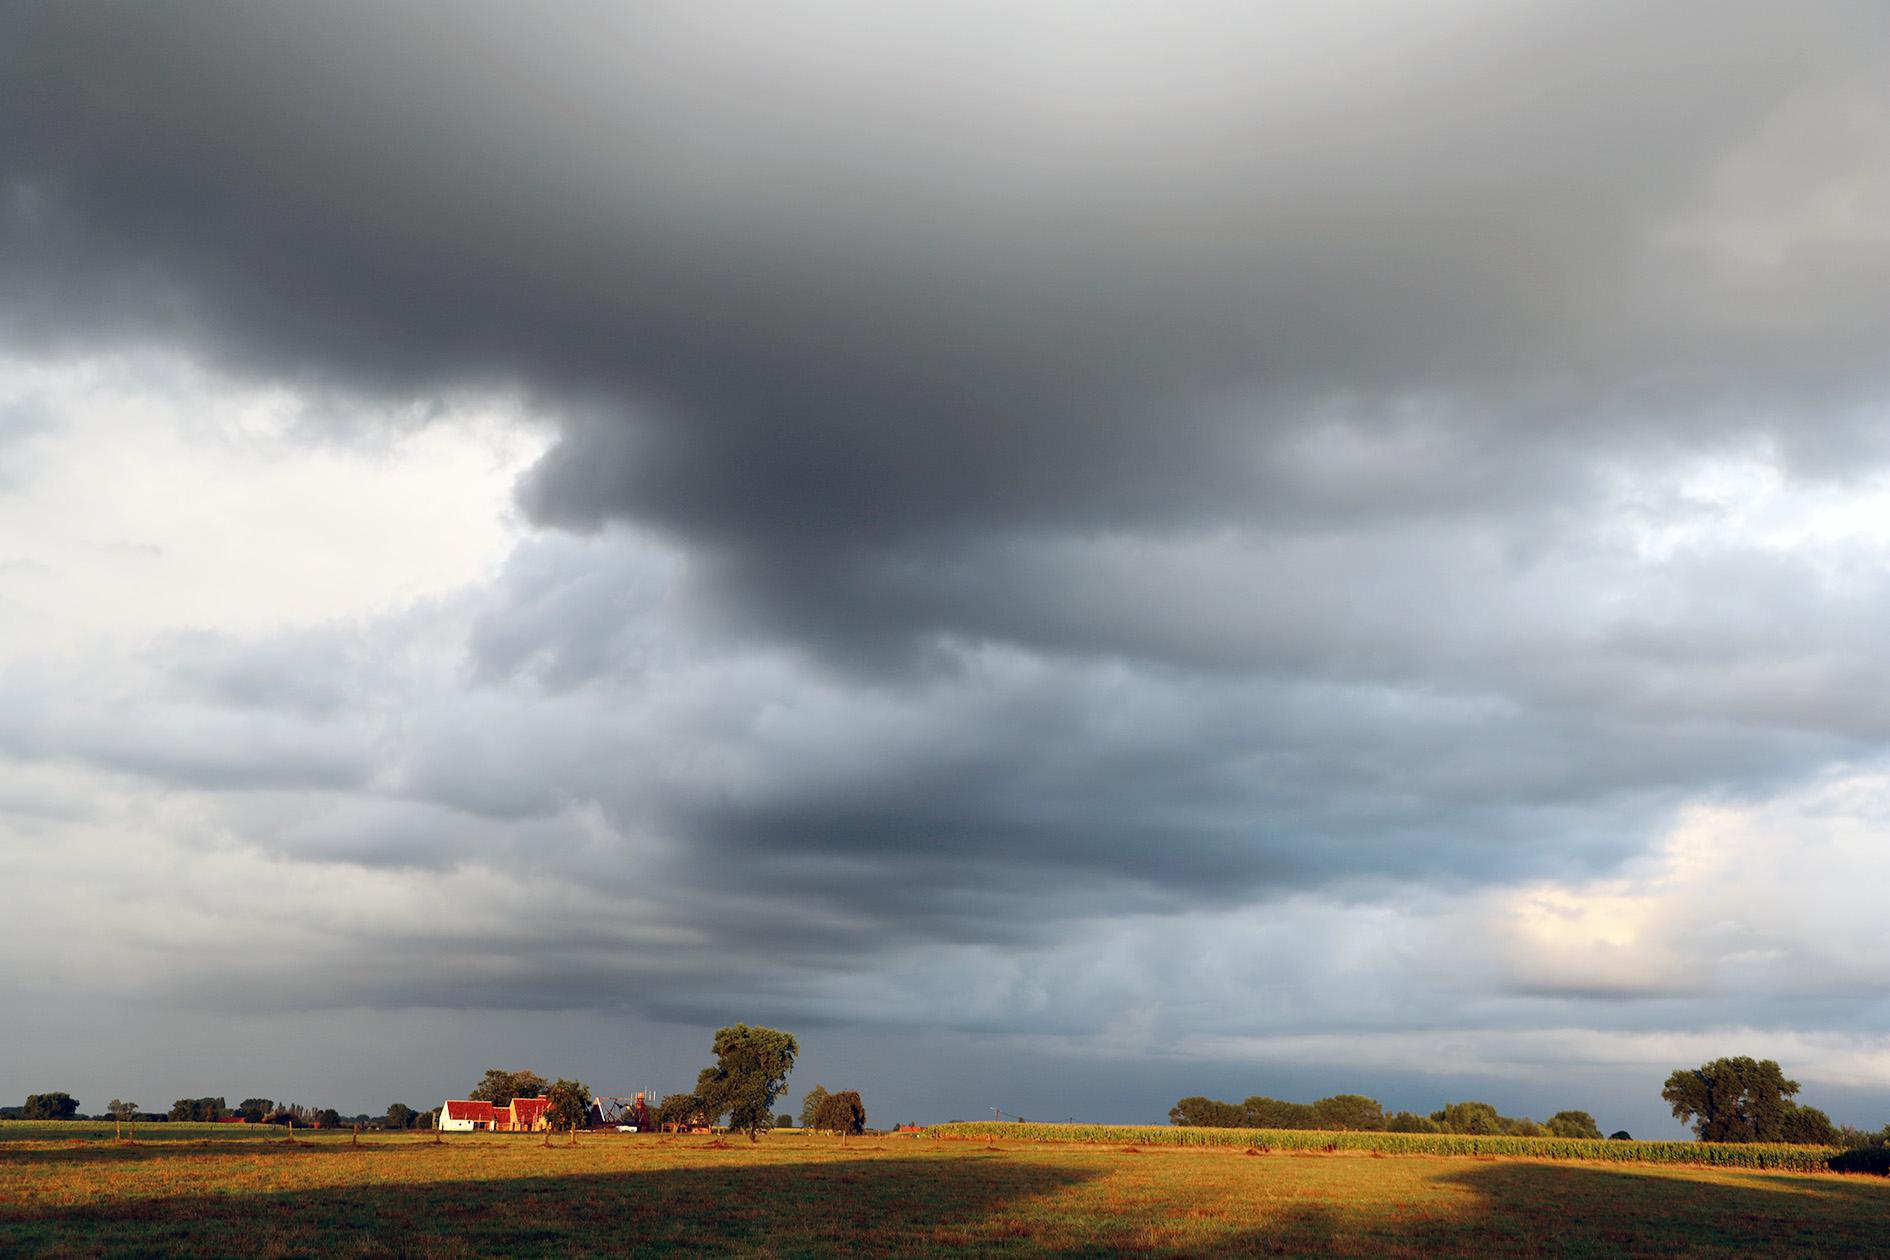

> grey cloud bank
[3,2,1889,1130]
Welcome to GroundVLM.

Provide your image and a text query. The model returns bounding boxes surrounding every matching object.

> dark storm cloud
[119,525,1865,986]
[7,3,1888,575]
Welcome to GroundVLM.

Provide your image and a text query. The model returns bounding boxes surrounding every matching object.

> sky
[3,2,1888,1137]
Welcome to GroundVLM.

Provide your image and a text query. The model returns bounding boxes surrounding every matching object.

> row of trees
[6,1093,447,1131]
[1169,1093,1609,1138]
[383,1103,437,1130]
[167,1097,345,1128]
[1413,1102,1606,1139]
[1170,1057,1890,1147]
[606,1025,844,1140]
[7,1094,346,1127]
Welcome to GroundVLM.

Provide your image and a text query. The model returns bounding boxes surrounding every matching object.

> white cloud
[0,353,547,655]
[1495,770,1890,1004]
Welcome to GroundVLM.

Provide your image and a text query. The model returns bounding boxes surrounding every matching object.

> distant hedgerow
[924,1121,1850,1173]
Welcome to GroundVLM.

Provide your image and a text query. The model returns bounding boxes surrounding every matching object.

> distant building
[439,1100,495,1132]
[438,1098,551,1133]
[504,1097,551,1132]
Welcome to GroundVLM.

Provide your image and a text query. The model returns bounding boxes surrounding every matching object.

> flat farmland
[4,1126,1888,1258]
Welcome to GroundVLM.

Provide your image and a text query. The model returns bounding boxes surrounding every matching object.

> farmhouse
[504,1097,551,1131]
[438,1098,552,1132]
[438,1100,494,1132]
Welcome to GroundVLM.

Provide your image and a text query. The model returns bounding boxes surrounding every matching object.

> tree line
[1171,1057,1890,1148]
[4,1093,355,1128]
[166,1097,346,1128]
[1168,1093,1608,1138]
[7,1093,441,1131]
[601,1025,871,1138]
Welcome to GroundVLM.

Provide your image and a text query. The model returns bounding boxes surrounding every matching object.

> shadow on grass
[4,1146,1887,1258]
[1414,1159,1890,1259]
[0,1139,421,1166]
[3,1153,1107,1259]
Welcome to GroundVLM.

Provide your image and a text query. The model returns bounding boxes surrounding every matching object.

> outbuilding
[439,1100,496,1132]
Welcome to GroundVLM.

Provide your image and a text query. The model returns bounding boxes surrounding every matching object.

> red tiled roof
[511,1098,550,1117]
[443,1100,495,1122]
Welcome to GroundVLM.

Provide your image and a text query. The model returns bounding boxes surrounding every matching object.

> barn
[438,1100,495,1132]
[503,1097,551,1131]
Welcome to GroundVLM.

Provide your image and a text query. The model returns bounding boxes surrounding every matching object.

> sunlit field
[4,1123,1888,1258]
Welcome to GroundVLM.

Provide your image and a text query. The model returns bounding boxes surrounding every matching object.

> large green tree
[694,1024,799,1141]
[1168,1096,1244,1127]
[545,1079,591,1134]
[1431,1101,1503,1135]
[655,1093,706,1129]
[1243,1096,1317,1128]
[1386,1111,1442,1133]
[169,1097,227,1122]
[1311,1095,1386,1131]
[1546,1110,1603,1139]
[813,1089,867,1135]
[238,1098,274,1124]
[798,1085,830,1129]
[1661,1057,1800,1142]
[468,1069,548,1104]
[1779,1103,1837,1146]
[24,1092,79,1120]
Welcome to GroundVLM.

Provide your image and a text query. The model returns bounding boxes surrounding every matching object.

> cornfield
[924,1121,1846,1173]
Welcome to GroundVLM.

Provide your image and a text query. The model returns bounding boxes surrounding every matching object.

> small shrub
[1829,1146,1890,1176]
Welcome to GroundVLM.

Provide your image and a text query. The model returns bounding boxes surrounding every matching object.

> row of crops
[924,1121,1851,1173]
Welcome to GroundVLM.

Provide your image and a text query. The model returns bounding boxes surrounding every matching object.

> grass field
[4,1123,1888,1258]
